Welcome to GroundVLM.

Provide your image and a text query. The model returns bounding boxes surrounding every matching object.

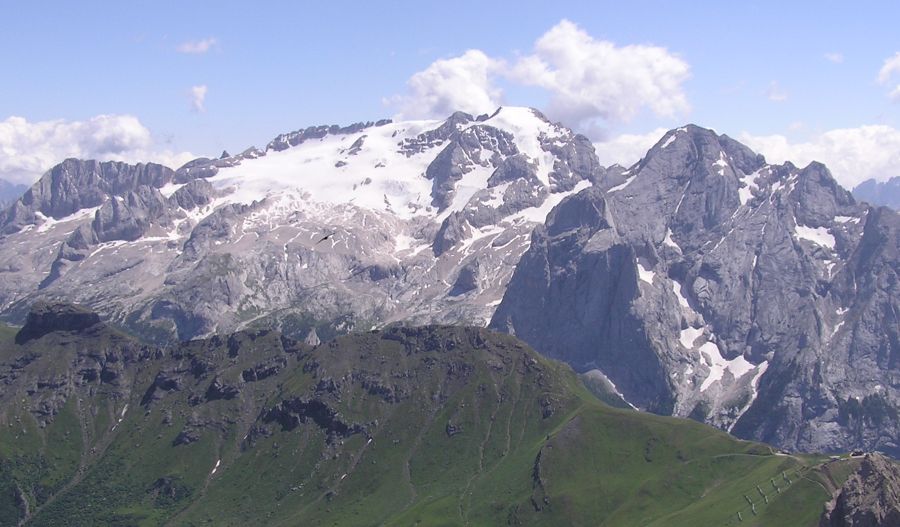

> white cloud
[765,81,788,102]
[0,115,195,185]
[390,50,502,119]
[190,85,208,112]
[177,37,218,55]
[824,52,844,64]
[890,85,900,102]
[592,128,667,168]
[511,20,690,128]
[740,125,900,189]
[878,52,900,101]
[389,20,690,132]
[878,52,900,83]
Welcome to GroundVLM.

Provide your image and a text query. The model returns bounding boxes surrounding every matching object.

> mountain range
[0,178,27,209]
[0,107,897,461]
[854,176,900,210]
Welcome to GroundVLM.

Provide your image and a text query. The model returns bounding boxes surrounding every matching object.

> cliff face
[821,453,900,527]
[492,125,900,456]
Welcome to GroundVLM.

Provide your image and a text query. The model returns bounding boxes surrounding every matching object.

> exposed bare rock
[821,454,900,526]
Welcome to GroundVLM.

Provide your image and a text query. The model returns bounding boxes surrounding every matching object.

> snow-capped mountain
[0,108,897,456]
[0,107,601,342]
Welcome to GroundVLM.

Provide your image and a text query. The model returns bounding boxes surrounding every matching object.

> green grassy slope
[0,318,864,526]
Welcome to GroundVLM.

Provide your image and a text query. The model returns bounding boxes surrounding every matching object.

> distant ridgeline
[853,176,900,210]
[0,302,893,526]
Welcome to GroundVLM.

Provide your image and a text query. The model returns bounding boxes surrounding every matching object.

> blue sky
[1,1,899,187]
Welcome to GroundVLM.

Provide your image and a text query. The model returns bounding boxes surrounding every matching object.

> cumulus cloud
[592,128,667,168]
[389,20,690,132]
[177,37,218,55]
[0,115,195,185]
[740,125,900,189]
[878,52,900,101]
[824,52,844,64]
[510,20,690,128]
[765,81,788,102]
[390,50,502,119]
[190,85,208,112]
[878,52,900,83]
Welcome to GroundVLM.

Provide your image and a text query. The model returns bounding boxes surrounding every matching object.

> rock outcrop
[821,454,900,526]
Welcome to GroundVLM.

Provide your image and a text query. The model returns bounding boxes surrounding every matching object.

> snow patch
[636,261,655,284]
[829,320,845,339]
[158,182,186,198]
[698,339,757,392]
[210,459,221,475]
[727,361,770,432]
[35,206,101,233]
[794,224,836,249]
[738,169,761,205]
[393,233,418,253]
[771,181,783,194]
[672,281,691,309]
[679,326,703,349]
[437,164,496,221]
[481,182,510,208]
[608,173,637,193]
[660,133,677,149]
[511,179,591,223]
[713,152,729,176]
[663,228,680,250]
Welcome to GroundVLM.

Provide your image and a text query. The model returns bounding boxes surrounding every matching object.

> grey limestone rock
[821,454,900,527]
[492,124,900,455]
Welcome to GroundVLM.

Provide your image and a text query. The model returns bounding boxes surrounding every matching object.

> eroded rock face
[492,125,900,455]
[821,454,900,527]
[1,160,176,235]
[5,303,152,429]
[264,397,368,441]
[15,302,101,344]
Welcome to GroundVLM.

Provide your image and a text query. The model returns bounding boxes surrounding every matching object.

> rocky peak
[644,125,764,174]
[791,161,858,227]
[265,120,390,153]
[545,186,613,237]
[15,301,103,344]
[0,159,176,235]
[605,125,765,252]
